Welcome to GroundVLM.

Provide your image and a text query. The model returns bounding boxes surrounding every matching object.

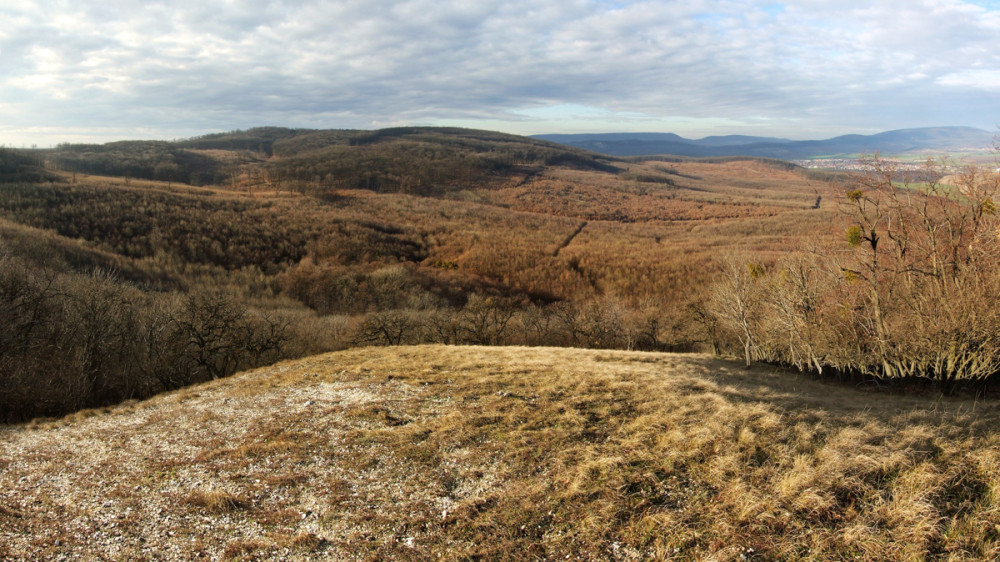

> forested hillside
[0,147,59,183]
[0,127,839,420]
[46,127,616,193]
[3,126,997,421]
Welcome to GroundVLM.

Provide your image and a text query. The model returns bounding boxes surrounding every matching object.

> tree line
[0,249,289,422]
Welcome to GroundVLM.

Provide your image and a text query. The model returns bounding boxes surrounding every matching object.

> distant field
[890,151,997,164]
[802,150,997,167]
[3,345,1000,560]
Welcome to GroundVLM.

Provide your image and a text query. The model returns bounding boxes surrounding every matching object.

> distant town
[793,158,969,173]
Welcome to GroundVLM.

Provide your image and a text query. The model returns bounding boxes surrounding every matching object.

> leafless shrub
[709,155,1000,388]
[354,309,423,346]
[458,294,518,346]
[168,290,289,382]
[707,253,767,368]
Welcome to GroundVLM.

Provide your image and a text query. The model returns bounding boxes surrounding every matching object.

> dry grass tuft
[184,489,247,513]
[222,538,272,560]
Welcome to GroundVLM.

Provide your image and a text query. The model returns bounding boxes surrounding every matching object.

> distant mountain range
[532,127,996,159]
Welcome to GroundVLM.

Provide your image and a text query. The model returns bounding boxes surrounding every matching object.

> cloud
[937,69,1000,90]
[1,0,998,144]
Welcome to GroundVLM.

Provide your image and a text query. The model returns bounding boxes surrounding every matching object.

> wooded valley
[2,127,997,421]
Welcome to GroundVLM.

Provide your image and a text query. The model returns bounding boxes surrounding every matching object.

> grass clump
[184,489,247,514]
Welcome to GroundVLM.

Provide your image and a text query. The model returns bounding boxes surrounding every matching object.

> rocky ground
[4,345,1000,560]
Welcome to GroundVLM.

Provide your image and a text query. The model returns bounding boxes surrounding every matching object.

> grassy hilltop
[3,345,1000,560]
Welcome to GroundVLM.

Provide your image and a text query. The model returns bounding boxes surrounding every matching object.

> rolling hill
[0,126,841,421]
[9,124,995,425]
[533,126,996,158]
[3,345,999,560]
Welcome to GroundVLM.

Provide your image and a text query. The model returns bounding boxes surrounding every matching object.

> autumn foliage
[7,127,988,419]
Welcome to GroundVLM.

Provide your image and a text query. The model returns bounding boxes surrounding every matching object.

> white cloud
[1,0,999,144]
[937,69,1000,90]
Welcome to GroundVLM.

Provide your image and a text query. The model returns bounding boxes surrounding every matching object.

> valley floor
[2,345,1000,560]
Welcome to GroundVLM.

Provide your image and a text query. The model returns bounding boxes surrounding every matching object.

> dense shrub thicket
[0,182,309,272]
[0,249,290,422]
[0,246,687,422]
[708,157,1000,390]
[49,141,227,185]
[0,147,59,183]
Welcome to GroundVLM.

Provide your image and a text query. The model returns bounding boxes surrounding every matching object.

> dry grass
[3,345,1000,560]
[184,489,248,514]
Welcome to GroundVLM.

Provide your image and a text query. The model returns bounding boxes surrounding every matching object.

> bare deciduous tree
[708,254,766,368]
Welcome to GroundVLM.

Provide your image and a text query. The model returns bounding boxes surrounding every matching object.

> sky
[1,0,999,146]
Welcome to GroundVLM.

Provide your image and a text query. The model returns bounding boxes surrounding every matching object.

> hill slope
[48,126,618,191]
[1,127,842,421]
[3,346,1000,560]
[534,126,995,158]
